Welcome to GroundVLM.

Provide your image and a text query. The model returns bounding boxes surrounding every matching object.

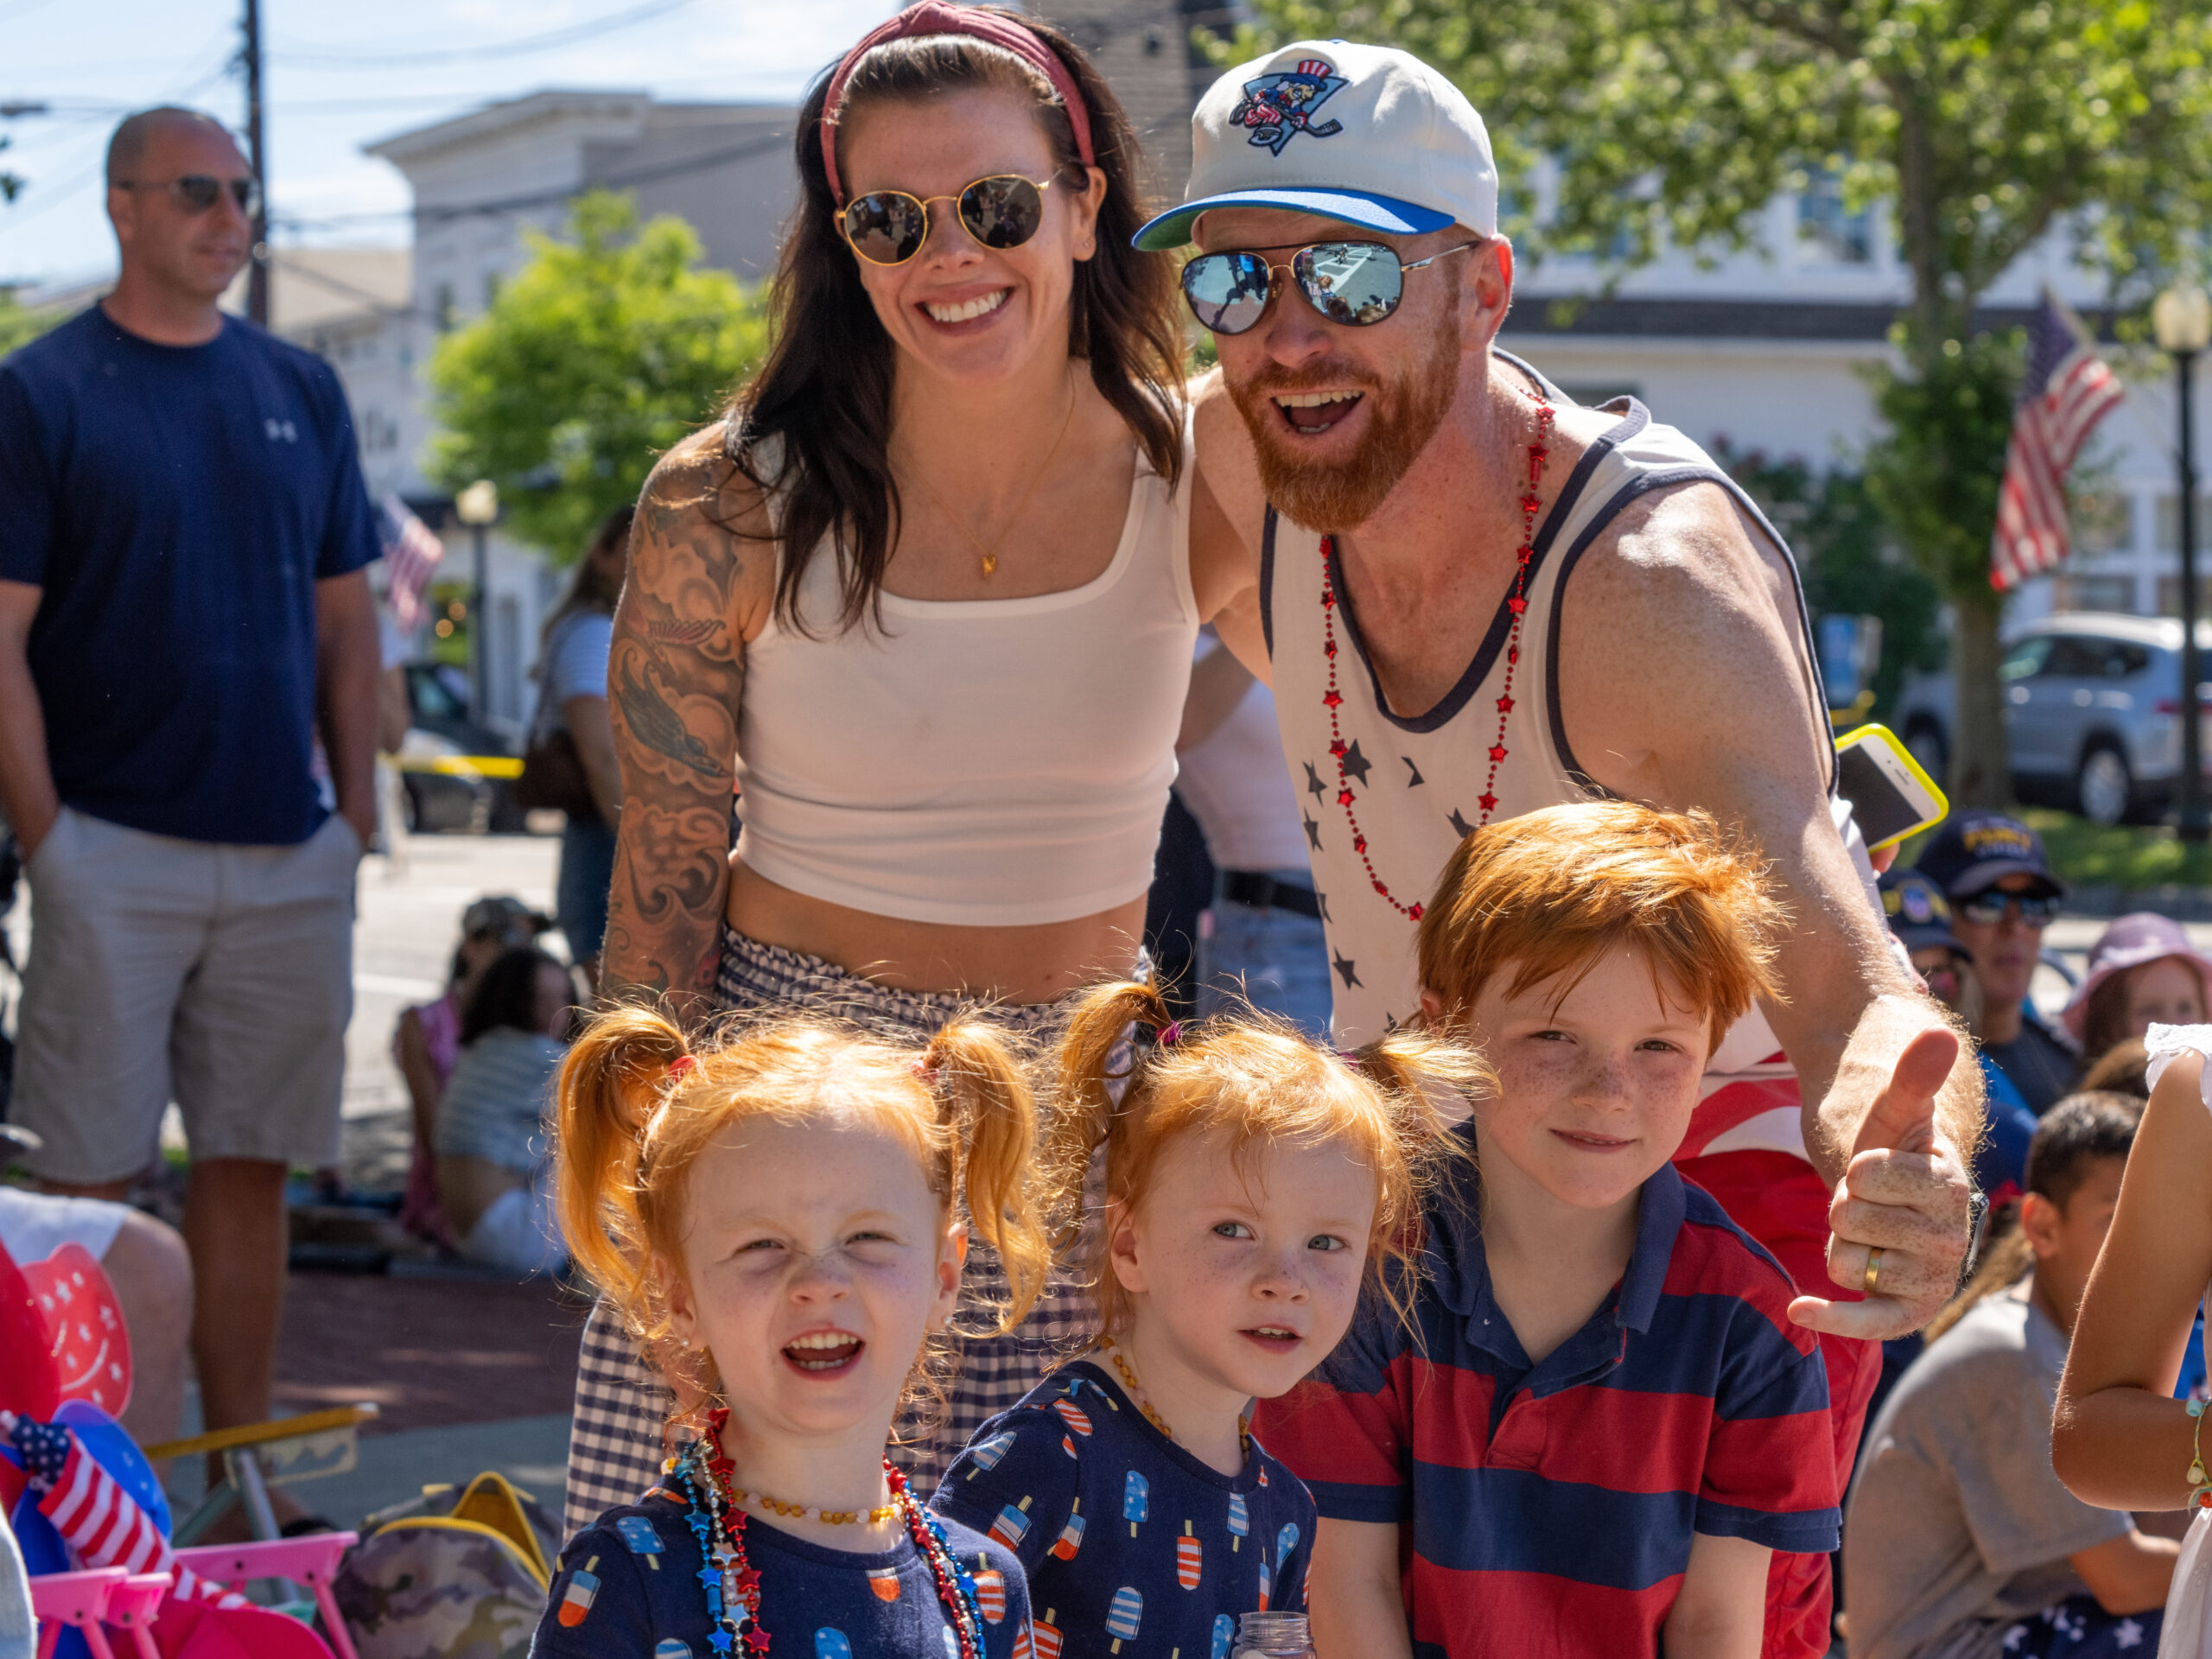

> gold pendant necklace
[902,380,1077,580]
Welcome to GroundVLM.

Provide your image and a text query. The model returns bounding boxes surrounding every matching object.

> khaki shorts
[13,807,360,1184]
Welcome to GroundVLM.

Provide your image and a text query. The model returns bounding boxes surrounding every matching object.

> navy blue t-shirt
[534,1490,1032,1659]
[931,1359,1313,1659]
[0,306,378,845]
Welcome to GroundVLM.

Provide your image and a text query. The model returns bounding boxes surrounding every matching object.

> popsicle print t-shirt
[929,1359,1313,1659]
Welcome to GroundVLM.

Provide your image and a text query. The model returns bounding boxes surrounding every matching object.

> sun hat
[1878,869,1973,961]
[1910,810,2065,902]
[2059,912,2212,1039]
[1133,41,1497,251]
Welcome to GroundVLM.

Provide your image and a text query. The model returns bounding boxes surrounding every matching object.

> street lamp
[454,480,499,722]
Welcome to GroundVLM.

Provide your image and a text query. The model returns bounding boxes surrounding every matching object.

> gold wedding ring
[1862,1247,1885,1295]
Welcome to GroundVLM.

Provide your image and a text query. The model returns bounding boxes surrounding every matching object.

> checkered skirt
[563,928,1106,1537]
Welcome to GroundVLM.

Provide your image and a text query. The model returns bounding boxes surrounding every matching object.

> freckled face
[1461,949,1710,1211]
[1109,1132,1378,1401]
[664,1112,963,1443]
[836,88,1103,391]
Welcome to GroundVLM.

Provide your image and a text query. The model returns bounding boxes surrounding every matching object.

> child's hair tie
[1155,1021,1182,1047]
[912,1058,938,1080]
[667,1054,696,1082]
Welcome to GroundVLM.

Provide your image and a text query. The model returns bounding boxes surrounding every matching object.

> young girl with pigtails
[928,982,1485,1659]
[532,1007,1051,1659]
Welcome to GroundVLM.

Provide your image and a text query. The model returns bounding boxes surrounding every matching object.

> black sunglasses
[115,175,261,217]
[1955,892,2060,926]
[1181,239,1481,336]
[837,174,1060,267]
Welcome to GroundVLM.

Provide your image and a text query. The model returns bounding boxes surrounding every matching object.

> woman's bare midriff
[725,855,1147,1006]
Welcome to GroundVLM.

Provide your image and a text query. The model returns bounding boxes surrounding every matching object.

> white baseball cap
[1135,41,1497,251]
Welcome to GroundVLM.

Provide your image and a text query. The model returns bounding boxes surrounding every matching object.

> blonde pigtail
[1045,978,1173,1232]
[1350,1027,1492,1338]
[554,1002,693,1321]
[924,1016,1052,1331]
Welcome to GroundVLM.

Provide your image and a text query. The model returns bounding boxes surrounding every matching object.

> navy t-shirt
[931,1359,1313,1659]
[534,1490,1032,1659]
[0,306,379,845]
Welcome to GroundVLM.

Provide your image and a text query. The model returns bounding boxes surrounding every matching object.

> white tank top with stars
[1260,353,1881,1166]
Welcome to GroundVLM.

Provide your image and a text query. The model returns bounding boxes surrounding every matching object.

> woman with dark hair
[531,503,633,981]
[569,3,1249,1528]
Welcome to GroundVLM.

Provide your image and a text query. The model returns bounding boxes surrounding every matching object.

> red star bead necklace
[1319,382,1555,919]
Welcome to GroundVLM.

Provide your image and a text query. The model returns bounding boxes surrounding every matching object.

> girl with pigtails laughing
[927,982,1486,1659]
[531,1007,1049,1659]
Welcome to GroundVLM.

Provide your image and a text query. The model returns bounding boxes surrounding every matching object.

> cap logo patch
[1962,824,2035,858]
[1230,59,1348,156]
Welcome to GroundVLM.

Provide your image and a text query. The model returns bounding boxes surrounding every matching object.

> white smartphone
[1835,723,1948,851]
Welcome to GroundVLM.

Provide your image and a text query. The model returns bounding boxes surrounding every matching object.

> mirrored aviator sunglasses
[839,174,1055,267]
[1182,239,1481,336]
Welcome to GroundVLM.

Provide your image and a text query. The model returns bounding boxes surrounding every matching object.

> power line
[271,0,694,68]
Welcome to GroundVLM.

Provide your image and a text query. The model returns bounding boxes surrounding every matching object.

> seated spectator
[1915,812,2076,1113]
[0,1138,190,1448]
[1881,868,2038,1201]
[2063,912,2212,1073]
[432,946,578,1274]
[1844,1093,2176,1659]
[391,895,553,1247]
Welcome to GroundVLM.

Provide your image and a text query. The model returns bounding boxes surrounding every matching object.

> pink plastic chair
[172,1535,359,1659]
[29,1567,128,1659]
[99,1573,168,1659]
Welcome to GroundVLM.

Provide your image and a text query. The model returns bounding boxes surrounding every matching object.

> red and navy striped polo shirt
[1251,1155,1840,1659]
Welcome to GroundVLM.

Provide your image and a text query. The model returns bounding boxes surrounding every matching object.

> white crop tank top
[734,421,1199,927]
[1263,356,1882,1164]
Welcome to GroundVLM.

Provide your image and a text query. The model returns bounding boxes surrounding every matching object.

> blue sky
[0,0,893,284]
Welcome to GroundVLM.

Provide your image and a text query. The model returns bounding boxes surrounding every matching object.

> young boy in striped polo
[1254,800,1841,1659]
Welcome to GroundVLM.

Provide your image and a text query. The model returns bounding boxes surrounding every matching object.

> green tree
[429,190,770,562]
[1230,0,2212,805]
[0,292,56,358]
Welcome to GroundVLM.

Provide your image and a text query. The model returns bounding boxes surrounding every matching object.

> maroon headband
[817,2,1096,206]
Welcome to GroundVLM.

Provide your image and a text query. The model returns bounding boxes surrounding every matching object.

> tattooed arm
[600,428,771,1017]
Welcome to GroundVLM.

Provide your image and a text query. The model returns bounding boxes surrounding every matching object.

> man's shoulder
[226,316,346,395]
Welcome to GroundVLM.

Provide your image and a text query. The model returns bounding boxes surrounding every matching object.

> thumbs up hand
[1789,1024,1974,1340]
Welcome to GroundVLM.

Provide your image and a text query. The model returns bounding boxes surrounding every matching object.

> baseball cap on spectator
[1911,811,2065,902]
[2059,912,2212,1039]
[1878,869,1973,961]
[1134,41,1497,250]
[462,895,552,941]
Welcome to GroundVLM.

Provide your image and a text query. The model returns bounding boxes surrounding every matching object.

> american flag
[3,1412,246,1608]
[378,492,447,632]
[1990,289,2126,591]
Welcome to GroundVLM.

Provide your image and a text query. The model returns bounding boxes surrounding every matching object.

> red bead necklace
[1319,383,1555,918]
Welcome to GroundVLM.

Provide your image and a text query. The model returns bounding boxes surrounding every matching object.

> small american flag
[2,1412,246,1608]
[378,492,447,632]
[1990,289,2126,591]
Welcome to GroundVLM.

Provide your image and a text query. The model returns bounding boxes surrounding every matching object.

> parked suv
[1891,613,2212,824]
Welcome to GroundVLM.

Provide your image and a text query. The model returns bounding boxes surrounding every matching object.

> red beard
[1226,309,1462,531]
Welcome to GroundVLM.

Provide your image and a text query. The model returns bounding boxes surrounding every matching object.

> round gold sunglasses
[837,173,1062,267]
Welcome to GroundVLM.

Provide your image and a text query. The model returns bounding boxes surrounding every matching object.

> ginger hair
[556,1005,1052,1397]
[1046,981,1490,1341]
[1417,799,1786,1046]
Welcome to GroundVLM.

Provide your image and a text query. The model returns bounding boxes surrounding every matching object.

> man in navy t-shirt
[0,105,380,1470]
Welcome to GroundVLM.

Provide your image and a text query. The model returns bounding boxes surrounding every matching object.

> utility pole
[241,0,269,326]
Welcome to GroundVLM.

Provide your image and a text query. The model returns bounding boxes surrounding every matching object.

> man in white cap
[1162,41,1981,1657]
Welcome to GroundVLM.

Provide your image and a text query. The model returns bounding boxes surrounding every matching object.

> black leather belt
[1219,870,1321,919]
